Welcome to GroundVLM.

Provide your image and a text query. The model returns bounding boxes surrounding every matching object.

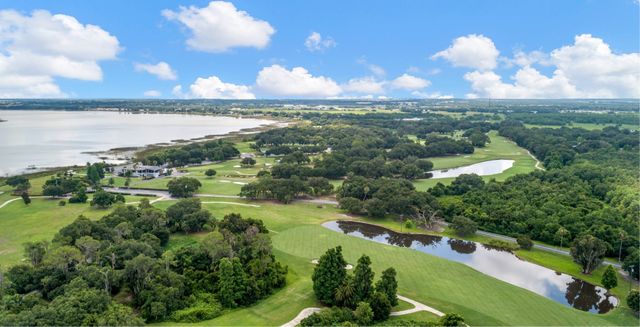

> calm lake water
[0,110,273,176]
[431,159,514,179]
[323,220,617,314]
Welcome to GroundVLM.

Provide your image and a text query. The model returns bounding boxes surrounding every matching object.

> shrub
[364,198,386,218]
[370,291,391,321]
[516,235,534,250]
[451,215,477,236]
[440,313,465,326]
[58,200,66,206]
[486,240,518,251]
[171,301,222,322]
[601,265,618,290]
[627,290,639,313]
[339,197,364,215]
[354,302,373,325]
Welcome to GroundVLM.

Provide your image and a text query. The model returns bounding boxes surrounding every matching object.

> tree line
[0,199,286,325]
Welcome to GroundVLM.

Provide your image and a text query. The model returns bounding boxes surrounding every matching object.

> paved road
[282,294,445,327]
[280,307,322,327]
[475,229,621,268]
[102,187,340,205]
[391,294,445,317]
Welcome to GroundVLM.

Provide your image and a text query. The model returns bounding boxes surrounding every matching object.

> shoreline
[1,114,291,179]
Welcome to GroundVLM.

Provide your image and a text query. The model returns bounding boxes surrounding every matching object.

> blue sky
[0,0,638,99]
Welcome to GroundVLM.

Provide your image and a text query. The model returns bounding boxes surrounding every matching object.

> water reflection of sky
[323,220,617,314]
[431,159,515,179]
[0,110,272,176]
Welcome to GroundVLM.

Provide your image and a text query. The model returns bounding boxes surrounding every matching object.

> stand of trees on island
[0,199,286,325]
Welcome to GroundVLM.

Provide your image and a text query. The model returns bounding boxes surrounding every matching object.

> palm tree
[618,229,627,262]
[557,227,569,248]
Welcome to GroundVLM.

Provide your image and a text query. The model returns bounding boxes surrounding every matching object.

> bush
[354,302,373,325]
[339,197,364,215]
[90,190,116,208]
[486,240,518,251]
[516,235,533,250]
[451,215,477,236]
[241,157,256,166]
[404,219,415,230]
[171,301,222,322]
[58,200,66,206]
[204,169,217,177]
[627,290,639,313]
[364,198,386,218]
[370,291,391,321]
[601,265,618,290]
[300,307,355,326]
[440,313,465,326]
[68,187,88,203]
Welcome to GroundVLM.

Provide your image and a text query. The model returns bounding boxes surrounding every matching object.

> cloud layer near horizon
[0,1,637,99]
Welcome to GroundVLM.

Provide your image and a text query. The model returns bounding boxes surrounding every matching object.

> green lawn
[118,151,277,195]
[150,200,637,326]
[413,130,538,191]
[0,195,154,266]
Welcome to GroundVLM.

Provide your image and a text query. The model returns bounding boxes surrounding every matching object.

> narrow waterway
[323,220,617,314]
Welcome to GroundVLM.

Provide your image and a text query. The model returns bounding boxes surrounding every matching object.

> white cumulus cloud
[256,64,341,97]
[432,34,499,70]
[173,76,255,99]
[162,1,275,53]
[0,9,121,98]
[143,90,162,97]
[391,74,430,90]
[135,62,177,80]
[304,32,336,52]
[342,76,386,94]
[411,91,454,99]
[463,34,640,99]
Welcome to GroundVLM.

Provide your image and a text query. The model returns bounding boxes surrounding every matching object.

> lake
[431,159,514,179]
[323,220,617,314]
[0,110,274,176]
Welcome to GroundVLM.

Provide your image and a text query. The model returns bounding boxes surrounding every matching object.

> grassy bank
[413,130,538,191]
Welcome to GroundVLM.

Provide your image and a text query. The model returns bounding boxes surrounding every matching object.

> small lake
[323,220,617,314]
[0,110,274,176]
[431,159,514,179]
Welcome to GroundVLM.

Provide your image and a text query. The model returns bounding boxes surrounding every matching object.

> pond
[323,220,617,314]
[0,110,274,176]
[431,159,514,179]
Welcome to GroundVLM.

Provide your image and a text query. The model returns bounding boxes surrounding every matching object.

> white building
[113,164,166,178]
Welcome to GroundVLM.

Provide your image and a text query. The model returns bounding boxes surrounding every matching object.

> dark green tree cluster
[86,163,106,185]
[0,200,286,325]
[42,176,83,198]
[5,176,30,194]
[167,177,202,198]
[440,167,638,260]
[240,175,333,203]
[308,247,398,325]
[337,176,439,222]
[142,140,239,167]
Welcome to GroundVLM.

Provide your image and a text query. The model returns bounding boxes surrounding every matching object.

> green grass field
[413,131,539,191]
[117,144,276,195]
[0,194,155,266]
[3,136,638,326]
[149,199,637,326]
